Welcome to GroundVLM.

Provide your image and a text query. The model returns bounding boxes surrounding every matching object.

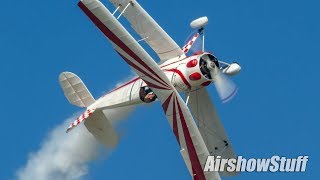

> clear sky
[0,0,318,179]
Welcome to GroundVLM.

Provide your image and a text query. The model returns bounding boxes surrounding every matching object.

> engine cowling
[163,52,217,92]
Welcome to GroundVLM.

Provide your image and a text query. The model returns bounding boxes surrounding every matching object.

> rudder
[59,72,95,107]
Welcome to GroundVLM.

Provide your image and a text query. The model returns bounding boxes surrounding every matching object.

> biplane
[59,0,241,179]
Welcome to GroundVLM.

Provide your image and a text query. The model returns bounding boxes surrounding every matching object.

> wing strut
[109,0,185,61]
[117,1,132,19]
[112,5,121,15]
[185,91,191,105]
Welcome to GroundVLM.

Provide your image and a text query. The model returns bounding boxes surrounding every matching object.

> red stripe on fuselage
[159,57,188,69]
[104,77,140,96]
[165,69,191,89]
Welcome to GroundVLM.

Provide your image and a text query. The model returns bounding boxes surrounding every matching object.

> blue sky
[0,0,318,179]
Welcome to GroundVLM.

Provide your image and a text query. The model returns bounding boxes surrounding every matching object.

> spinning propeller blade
[205,58,238,103]
[213,71,238,103]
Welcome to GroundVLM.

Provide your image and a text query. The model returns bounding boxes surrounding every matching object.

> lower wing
[188,87,238,176]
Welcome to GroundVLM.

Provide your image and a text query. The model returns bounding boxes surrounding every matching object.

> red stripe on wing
[143,80,171,90]
[172,98,180,145]
[117,52,171,90]
[176,97,206,180]
[162,93,180,145]
[162,92,174,114]
[78,2,170,89]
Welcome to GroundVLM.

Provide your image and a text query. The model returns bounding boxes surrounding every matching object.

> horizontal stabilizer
[59,72,95,107]
[66,108,95,133]
[84,110,118,147]
[66,108,119,147]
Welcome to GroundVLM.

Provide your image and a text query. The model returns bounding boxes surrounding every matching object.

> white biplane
[59,0,241,179]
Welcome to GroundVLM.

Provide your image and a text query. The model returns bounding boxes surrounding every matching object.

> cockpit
[139,86,157,103]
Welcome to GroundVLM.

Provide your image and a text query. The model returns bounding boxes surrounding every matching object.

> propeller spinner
[199,50,239,103]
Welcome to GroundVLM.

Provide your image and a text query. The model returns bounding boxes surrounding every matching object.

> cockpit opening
[139,86,157,103]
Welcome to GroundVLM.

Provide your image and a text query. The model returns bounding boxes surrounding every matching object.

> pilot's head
[144,93,156,103]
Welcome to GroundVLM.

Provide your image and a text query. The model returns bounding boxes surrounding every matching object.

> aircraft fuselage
[93,52,217,110]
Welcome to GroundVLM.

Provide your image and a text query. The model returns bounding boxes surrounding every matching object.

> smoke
[16,75,136,180]
[16,107,133,180]
[16,114,99,180]
[104,107,133,123]
[115,71,137,88]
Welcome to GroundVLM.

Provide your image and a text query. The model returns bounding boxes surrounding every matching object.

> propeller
[202,55,238,103]
[187,17,239,103]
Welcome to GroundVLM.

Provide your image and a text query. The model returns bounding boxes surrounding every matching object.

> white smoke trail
[16,75,135,180]
[115,71,137,88]
[16,108,133,180]
[16,114,99,180]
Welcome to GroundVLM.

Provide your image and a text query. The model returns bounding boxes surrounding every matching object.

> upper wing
[188,87,238,176]
[78,1,219,179]
[109,0,185,61]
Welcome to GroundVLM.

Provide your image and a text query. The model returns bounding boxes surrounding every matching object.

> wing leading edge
[78,0,219,179]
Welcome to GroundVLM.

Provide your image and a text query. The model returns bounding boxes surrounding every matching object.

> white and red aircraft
[59,0,241,179]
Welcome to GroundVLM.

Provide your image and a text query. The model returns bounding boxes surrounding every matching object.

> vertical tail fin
[59,72,95,107]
